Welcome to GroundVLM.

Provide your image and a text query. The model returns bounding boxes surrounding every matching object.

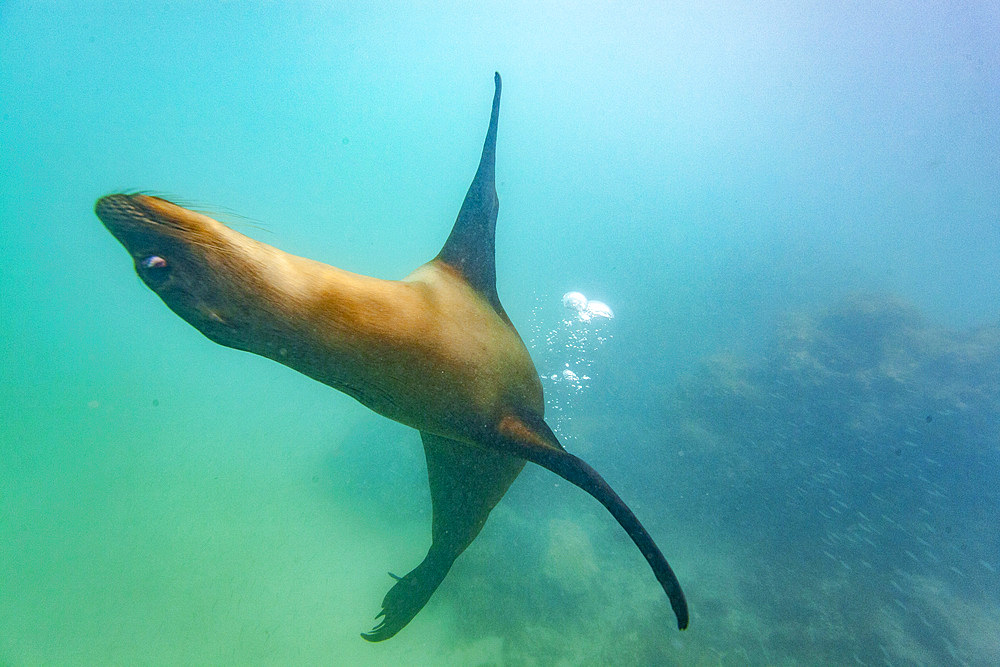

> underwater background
[2,2,998,664]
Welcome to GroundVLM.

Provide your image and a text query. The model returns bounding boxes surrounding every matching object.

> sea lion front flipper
[361,431,525,641]
[434,72,507,322]
[495,414,690,630]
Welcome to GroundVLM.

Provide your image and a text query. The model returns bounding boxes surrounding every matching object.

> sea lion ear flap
[434,73,505,318]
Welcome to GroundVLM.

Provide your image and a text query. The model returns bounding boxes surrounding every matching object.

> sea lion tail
[496,415,690,630]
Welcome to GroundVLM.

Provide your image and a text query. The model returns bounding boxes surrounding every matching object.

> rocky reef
[655,292,1000,663]
[443,292,1000,664]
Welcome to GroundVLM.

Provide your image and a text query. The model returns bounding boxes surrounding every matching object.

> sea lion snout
[95,194,148,241]
[95,194,211,245]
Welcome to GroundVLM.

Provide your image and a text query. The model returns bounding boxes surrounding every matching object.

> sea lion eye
[138,255,171,285]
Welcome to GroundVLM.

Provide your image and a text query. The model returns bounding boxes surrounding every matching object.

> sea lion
[94,73,688,640]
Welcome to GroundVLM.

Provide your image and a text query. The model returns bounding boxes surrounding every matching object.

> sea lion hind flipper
[361,556,452,642]
[496,415,690,630]
[434,73,506,321]
[362,431,526,641]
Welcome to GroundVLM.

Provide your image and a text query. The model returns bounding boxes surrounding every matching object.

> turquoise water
[2,2,998,664]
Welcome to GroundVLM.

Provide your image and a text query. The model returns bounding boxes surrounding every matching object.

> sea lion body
[95,74,687,641]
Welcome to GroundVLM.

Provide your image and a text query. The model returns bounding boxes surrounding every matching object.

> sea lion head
[95,194,283,351]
